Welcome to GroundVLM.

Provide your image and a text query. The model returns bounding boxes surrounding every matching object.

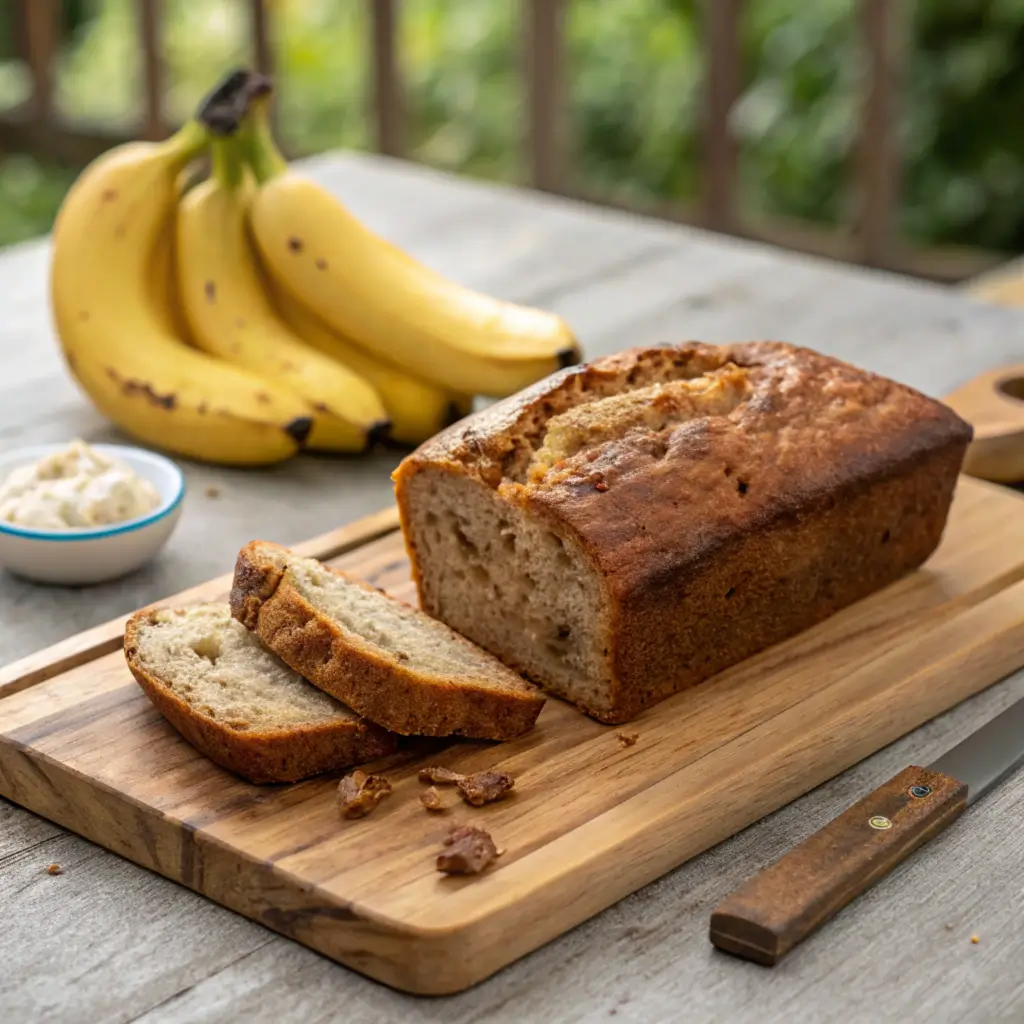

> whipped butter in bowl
[0,440,185,585]
[0,439,161,531]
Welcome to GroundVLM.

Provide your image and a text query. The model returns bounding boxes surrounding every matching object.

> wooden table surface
[2,152,1023,1024]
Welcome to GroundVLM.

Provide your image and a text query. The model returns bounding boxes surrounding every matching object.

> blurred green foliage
[0,0,1023,255]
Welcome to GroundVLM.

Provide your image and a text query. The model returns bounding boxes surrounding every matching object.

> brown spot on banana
[315,258,328,270]
[125,381,177,410]
[105,367,176,409]
[287,238,304,253]
[101,189,118,202]
[256,392,272,405]
[78,311,90,322]
[205,281,216,302]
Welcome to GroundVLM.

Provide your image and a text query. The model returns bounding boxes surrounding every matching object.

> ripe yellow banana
[149,219,192,340]
[50,122,314,466]
[268,279,473,446]
[176,137,390,453]
[241,98,581,398]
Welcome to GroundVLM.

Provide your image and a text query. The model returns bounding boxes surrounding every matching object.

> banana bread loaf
[393,341,973,724]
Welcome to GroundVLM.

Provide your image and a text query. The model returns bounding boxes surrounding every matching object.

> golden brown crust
[229,543,545,740]
[124,607,397,784]
[394,341,974,723]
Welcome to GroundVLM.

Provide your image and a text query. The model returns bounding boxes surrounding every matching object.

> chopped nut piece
[437,825,499,875]
[617,732,639,748]
[457,770,515,806]
[421,786,445,812]
[337,770,392,819]
[419,766,465,785]
[46,863,62,876]
[971,935,980,945]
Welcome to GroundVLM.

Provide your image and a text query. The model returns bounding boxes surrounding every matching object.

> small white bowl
[0,443,185,586]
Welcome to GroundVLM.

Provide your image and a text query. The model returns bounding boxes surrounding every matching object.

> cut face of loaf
[229,541,545,740]
[394,341,974,724]
[124,603,397,783]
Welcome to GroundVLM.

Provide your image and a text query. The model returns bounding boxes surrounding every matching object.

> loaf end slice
[124,603,398,784]
[229,541,545,740]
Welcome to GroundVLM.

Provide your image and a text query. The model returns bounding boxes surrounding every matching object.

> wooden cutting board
[2,477,1024,995]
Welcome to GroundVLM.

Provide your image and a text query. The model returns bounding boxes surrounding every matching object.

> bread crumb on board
[46,863,63,876]
[457,771,515,806]
[437,825,501,875]
[337,771,392,819]
[203,485,221,499]
[419,766,516,806]
[617,732,639,748]
[971,935,980,945]
[421,786,445,812]
[419,766,464,785]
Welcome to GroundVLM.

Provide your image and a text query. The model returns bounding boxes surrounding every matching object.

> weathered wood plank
[855,0,904,268]
[546,237,1024,398]
[523,0,569,192]
[0,797,62,860]
[0,828,271,1024]
[368,0,404,157]
[137,0,166,141]
[702,0,742,232]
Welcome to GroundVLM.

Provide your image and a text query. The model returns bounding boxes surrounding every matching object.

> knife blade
[708,695,1024,966]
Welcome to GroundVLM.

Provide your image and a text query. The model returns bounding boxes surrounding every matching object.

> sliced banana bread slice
[124,603,397,783]
[230,541,545,740]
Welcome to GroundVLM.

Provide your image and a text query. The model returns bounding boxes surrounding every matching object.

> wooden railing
[0,0,1004,282]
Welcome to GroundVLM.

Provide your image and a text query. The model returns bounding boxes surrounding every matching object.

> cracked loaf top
[398,341,973,592]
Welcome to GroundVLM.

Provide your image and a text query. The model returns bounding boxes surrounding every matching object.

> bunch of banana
[48,70,580,466]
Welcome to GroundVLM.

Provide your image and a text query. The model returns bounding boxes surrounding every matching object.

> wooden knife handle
[708,766,967,966]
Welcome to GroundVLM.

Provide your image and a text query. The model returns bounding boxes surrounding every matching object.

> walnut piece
[617,732,639,748]
[337,771,392,819]
[457,770,515,807]
[437,825,500,875]
[419,766,465,785]
[420,786,445,812]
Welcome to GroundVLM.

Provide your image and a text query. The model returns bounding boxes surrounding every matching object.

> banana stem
[237,94,288,183]
[163,119,209,166]
[210,135,247,190]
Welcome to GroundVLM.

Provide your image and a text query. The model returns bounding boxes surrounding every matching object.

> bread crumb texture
[420,786,445,812]
[337,770,392,819]
[457,770,515,806]
[131,604,353,730]
[437,825,500,875]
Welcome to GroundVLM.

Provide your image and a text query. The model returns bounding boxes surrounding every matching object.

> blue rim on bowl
[0,448,186,542]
